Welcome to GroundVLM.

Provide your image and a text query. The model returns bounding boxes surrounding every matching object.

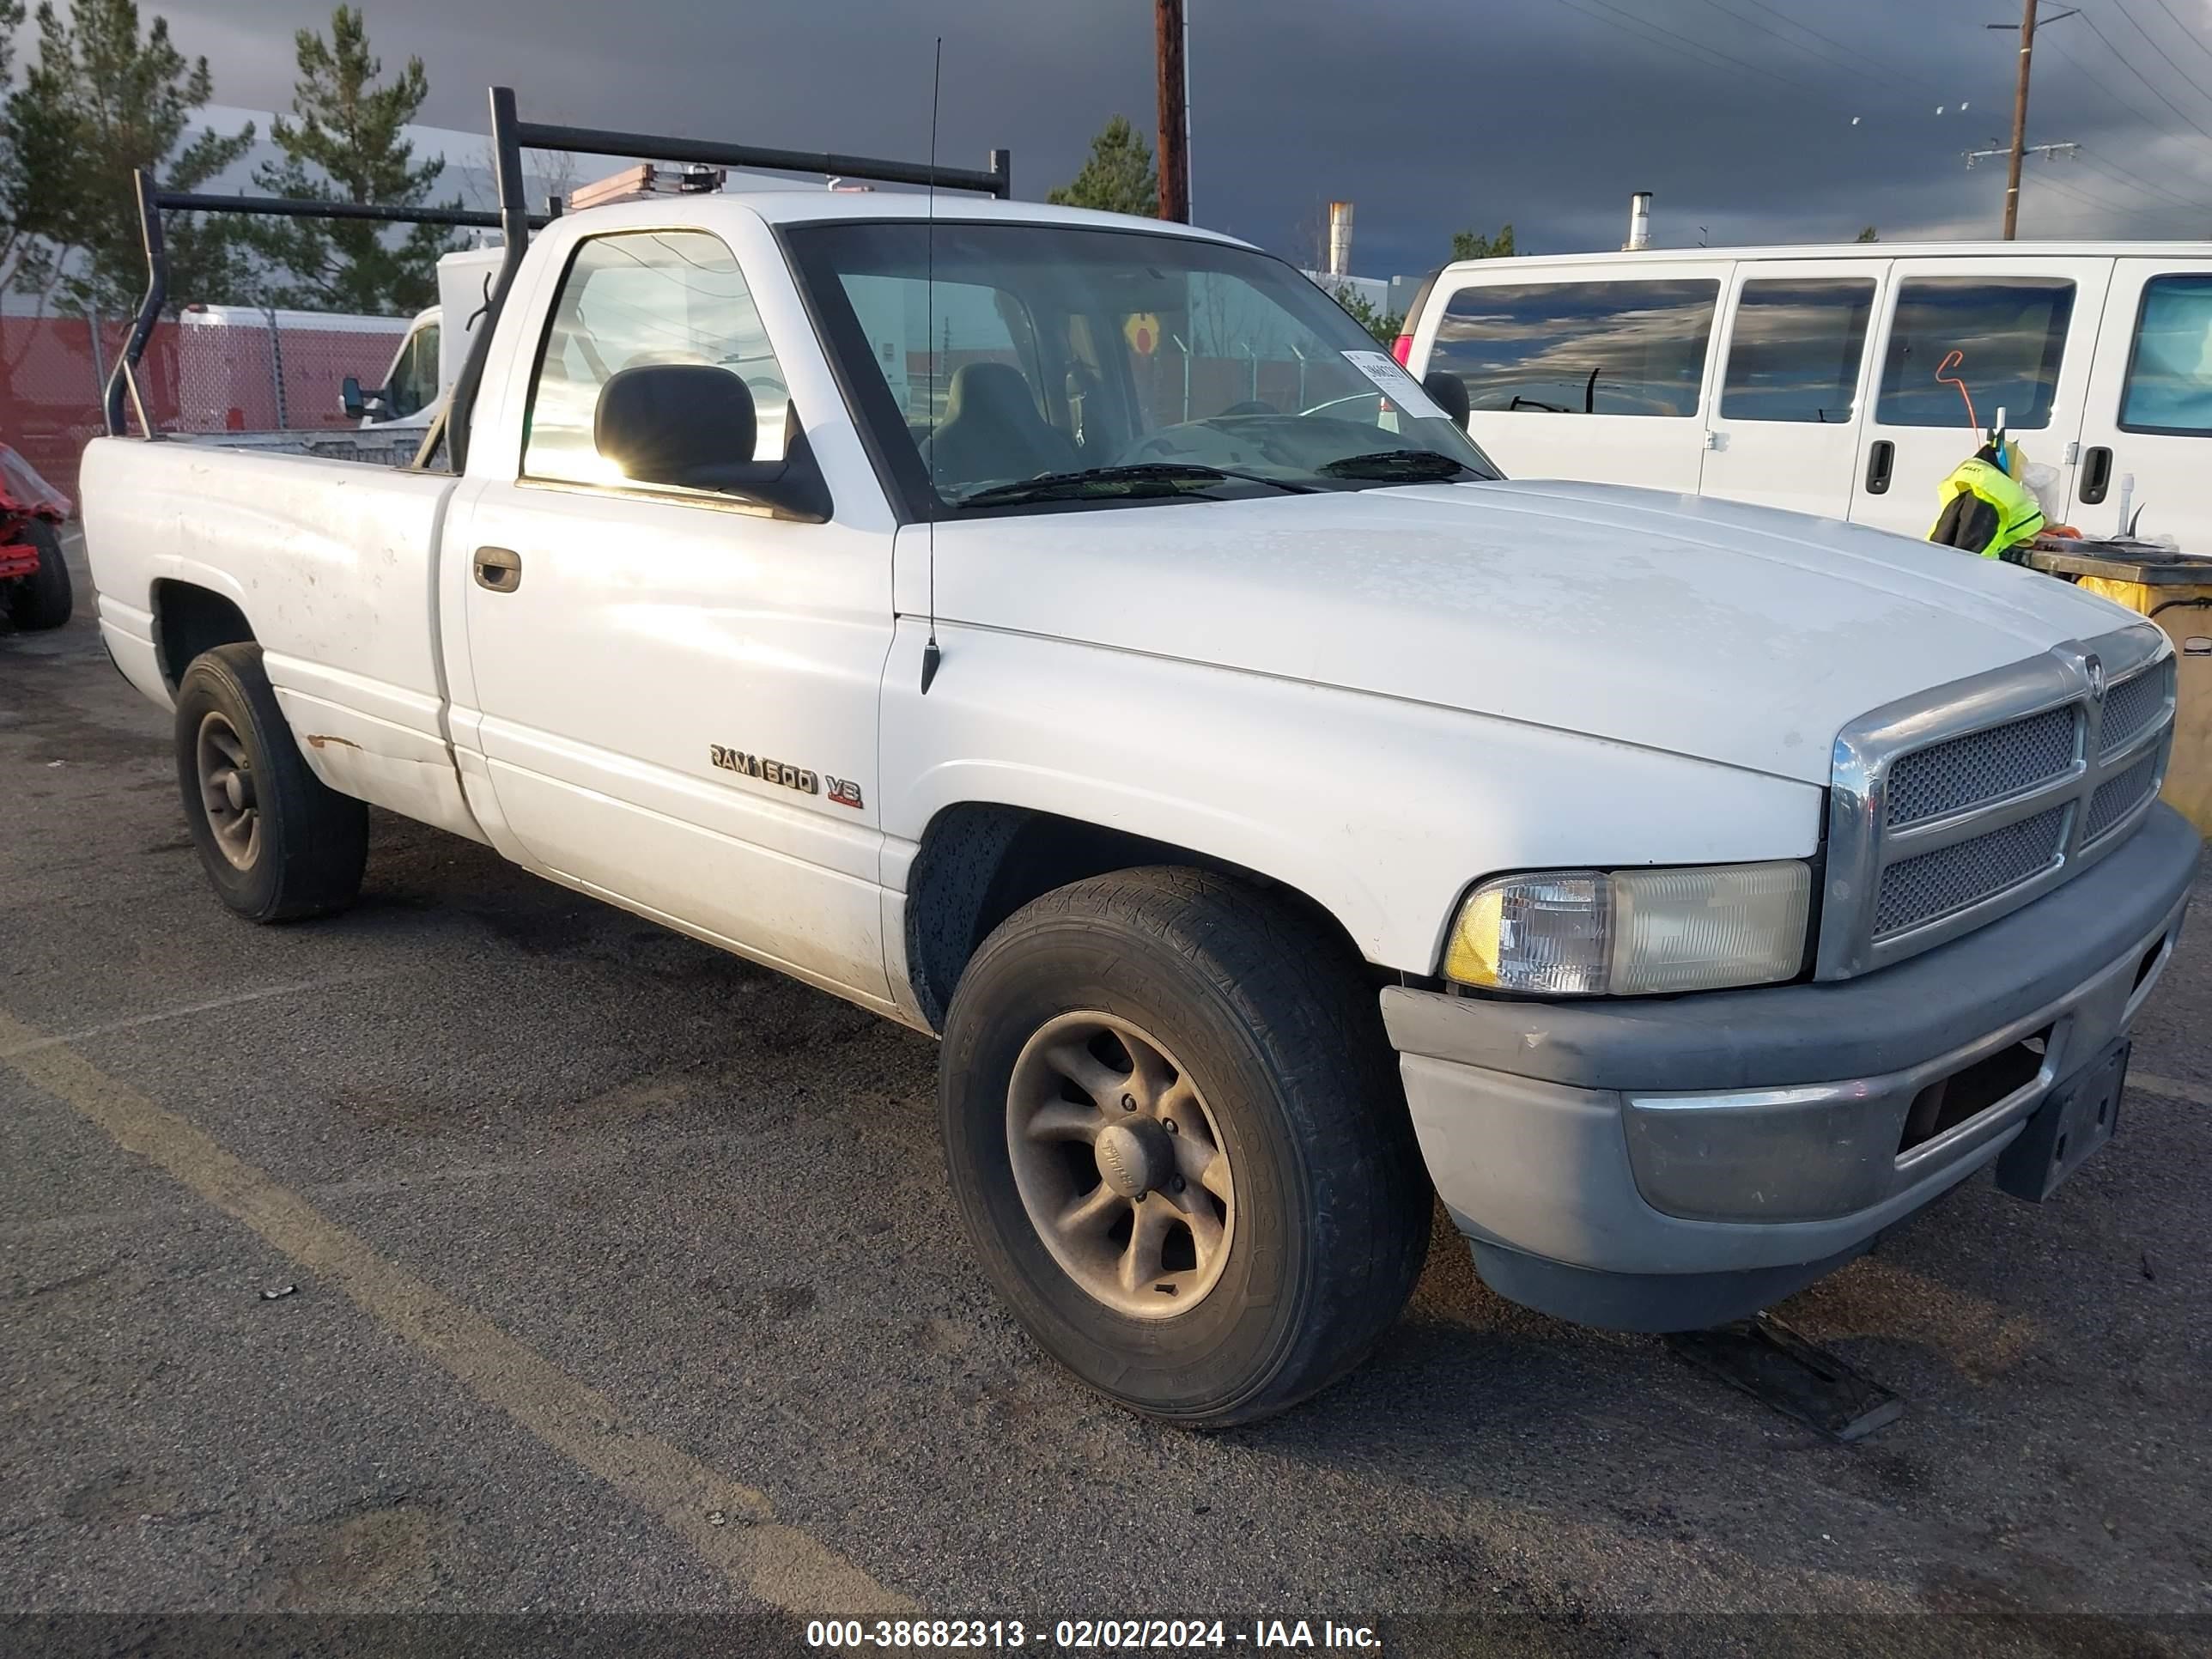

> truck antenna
[919,38,945,696]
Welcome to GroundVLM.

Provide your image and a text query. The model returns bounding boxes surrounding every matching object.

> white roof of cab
[574,183,1257,247]
[1438,239,2212,275]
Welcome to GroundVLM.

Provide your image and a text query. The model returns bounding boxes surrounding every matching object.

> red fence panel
[0,308,408,503]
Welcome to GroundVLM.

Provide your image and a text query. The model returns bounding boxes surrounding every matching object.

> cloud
[153,0,2212,276]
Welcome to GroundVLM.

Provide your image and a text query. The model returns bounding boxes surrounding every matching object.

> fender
[878,623,1824,977]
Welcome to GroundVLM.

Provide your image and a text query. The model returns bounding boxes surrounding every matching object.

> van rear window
[1430,279,1717,418]
[1874,278,2073,430]
[2120,274,2212,436]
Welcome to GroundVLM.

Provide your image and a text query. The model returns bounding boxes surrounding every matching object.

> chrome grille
[1820,627,2176,980]
[2085,748,2163,844]
[1874,806,2069,936]
[1884,706,2075,827]
[2099,659,2174,758]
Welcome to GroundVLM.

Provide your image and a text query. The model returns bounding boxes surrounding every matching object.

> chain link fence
[0,305,410,503]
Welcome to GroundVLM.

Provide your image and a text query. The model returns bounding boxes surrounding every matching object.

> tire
[4,520,71,630]
[939,866,1431,1427]
[173,642,368,921]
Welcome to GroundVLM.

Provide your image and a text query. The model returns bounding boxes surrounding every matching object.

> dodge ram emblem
[2084,653,2106,702]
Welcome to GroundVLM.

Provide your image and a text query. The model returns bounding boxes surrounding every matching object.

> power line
[1669,0,1923,99]
[2111,0,2212,110]
[1715,0,1948,95]
[2075,5,2212,145]
[2137,0,2212,76]
[2040,21,2212,177]
[2075,146,2212,210]
[1540,0,1824,98]
[2024,163,2188,226]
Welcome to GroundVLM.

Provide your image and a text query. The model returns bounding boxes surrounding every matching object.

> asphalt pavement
[4,531,2209,1656]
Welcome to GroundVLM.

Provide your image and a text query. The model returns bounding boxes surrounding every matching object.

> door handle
[473,546,522,593]
[2078,446,2113,506]
[1864,440,1895,495]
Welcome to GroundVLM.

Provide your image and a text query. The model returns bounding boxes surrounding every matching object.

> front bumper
[1382,801,2201,1332]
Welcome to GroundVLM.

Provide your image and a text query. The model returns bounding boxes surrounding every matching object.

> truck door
[1698,258,1887,520]
[449,222,895,1005]
[2070,258,2212,547]
[1846,257,2112,539]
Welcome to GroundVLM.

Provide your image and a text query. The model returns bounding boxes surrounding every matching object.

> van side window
[524,230,788,485]
[1430,280,1717,417]
[1719,279,1875,423]
[1875,278,2073,429]
[2120,274,2212,436]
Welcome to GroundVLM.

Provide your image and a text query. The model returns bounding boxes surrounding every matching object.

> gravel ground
[3,532,2208,1656]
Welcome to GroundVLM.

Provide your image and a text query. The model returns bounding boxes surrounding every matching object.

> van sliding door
[1846,258,2112,541]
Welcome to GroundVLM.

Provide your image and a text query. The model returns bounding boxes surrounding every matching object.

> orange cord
[1935,349,1979,434]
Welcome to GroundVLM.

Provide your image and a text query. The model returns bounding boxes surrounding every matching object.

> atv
[0,444,72,631]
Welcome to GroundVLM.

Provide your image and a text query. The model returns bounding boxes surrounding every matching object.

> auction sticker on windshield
[1340,349,1447,420]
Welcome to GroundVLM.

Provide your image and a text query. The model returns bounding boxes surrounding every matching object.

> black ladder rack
[102,82,1012,468]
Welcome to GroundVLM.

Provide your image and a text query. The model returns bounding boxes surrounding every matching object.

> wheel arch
[151,579,256,691]
[900,801,1383,1034]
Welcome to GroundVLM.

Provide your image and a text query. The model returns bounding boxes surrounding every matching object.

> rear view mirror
[594,363,830,522]
[341,375,367,420]
[1421,370,1471,428]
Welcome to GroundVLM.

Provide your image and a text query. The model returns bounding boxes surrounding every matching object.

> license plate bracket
[1994,1037,2128,1202]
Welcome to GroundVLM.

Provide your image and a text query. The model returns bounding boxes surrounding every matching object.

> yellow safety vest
[1929,453,2045,558]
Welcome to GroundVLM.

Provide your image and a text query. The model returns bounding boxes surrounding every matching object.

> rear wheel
[4,520,71,630]
[939,866,1431,1427]
[173,642,367,921]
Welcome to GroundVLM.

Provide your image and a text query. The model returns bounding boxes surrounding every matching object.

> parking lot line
[2130,1070,2212,1109]
[0,975,400,1060]
[0,1003,912,1620]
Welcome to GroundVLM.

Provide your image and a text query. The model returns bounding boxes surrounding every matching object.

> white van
[1400,242,2212,548]
[343,246,507,428]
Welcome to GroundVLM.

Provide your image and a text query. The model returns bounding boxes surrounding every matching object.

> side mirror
[341,375,367,420]
[1421,369,1471,428]
[593,363,830,522]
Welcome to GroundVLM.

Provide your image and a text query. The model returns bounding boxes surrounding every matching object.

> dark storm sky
[170,0,2212,273]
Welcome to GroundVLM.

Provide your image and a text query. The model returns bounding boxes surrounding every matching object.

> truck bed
[79,434,484,842]
[173,428,431,470]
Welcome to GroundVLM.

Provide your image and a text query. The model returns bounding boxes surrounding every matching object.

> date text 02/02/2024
[802,1618,1382,1649]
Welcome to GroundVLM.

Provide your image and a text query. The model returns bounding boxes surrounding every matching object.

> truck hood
[923,480,2143,785]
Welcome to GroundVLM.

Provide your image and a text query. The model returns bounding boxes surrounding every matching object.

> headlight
[1443,862,1811,996]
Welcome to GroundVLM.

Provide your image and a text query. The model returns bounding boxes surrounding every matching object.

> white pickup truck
[82,100,2198,1425]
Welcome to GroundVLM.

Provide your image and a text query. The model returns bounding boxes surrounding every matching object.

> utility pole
[2001,0,2038,240]
[1988,2,2076,239]
[1155,0,1190,223]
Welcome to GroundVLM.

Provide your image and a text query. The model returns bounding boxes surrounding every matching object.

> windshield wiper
[1318,449,1487,483]
[951,463,1317,509]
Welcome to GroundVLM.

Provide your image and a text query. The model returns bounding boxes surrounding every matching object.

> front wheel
[939,867,1431,1427]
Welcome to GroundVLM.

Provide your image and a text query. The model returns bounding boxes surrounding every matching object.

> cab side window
[1875,278,2074,429]
[524,230,787,485]
[386,323,440,418]
[1720,279,1875,423]
[1429,280,1718,417]
[2120,274,2212,436]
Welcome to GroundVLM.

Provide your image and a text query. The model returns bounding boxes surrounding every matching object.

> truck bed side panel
[80,436,485,842]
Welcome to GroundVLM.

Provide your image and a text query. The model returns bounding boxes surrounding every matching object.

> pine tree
[9,0,255,315]
[1449,223,1515,261]
[239,7,458,313]
[1047,117,1158,217]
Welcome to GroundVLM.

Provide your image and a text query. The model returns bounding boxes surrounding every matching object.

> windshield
[784,220,1500,514]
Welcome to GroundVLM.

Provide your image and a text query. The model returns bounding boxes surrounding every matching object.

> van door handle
[2079,446,2113,506]
[473,546,522,593]
[1864,439,1894,495]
